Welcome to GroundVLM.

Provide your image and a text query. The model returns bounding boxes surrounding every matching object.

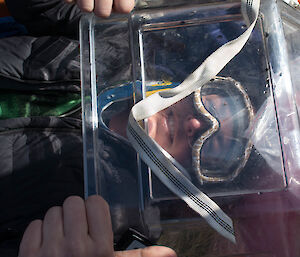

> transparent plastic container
[80,0,300,256]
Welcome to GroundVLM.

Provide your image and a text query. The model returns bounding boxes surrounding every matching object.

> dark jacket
[0,1,83,256]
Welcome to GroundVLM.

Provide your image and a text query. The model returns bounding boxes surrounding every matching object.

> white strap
[127,0,260,243]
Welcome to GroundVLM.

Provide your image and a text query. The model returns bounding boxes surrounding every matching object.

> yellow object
[146,88,172,97]
[146,81,174,97]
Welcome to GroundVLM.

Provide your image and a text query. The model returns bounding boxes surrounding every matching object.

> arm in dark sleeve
[5,0,84,39]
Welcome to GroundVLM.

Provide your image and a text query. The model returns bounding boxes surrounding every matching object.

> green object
[0,90,81,119]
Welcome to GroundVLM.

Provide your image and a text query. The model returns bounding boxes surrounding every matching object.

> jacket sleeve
[5,0,84,39]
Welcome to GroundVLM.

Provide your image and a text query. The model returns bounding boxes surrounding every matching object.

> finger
[42,206,64,244]
[18,220,43,257]
[76,0,94,12]
[113,0,135,14]
[94,0,113,18]
[85,195,113,245]
[115,246,177,257]
[64,0,75,4]
[63,196,88,239]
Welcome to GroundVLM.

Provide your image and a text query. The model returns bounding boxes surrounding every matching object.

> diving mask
[142,77,254,183]
[192,76,254,182]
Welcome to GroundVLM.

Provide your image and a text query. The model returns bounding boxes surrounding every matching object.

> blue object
[0,16,27,38]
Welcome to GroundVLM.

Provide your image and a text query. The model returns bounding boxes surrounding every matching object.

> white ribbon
[127,0,260,243]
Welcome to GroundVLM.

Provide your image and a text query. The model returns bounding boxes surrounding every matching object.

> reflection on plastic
[250,96,282,174]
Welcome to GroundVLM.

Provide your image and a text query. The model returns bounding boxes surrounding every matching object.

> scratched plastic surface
[80,0,300,256]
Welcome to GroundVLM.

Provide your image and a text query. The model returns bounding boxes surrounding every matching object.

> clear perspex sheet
[80,0,300,256]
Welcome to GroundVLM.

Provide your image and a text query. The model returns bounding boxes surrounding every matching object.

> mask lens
[193,77,253,182]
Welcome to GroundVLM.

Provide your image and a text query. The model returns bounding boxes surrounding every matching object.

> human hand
[18,195,177,257]
[64,0,135,18]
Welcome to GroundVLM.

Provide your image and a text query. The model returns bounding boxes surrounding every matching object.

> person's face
[147,95,203,168]
[201,94,234,159]
[147,94,233,169]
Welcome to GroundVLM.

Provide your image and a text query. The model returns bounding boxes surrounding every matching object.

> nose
[184,115,202,138]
